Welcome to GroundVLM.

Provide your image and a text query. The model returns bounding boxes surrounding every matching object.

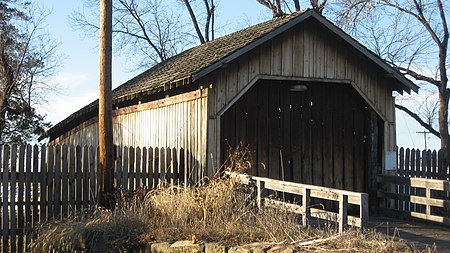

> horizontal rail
[227,172,369,232]
[377,175,450,226]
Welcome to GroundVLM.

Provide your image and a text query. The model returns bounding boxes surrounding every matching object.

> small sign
[385,152,397,171]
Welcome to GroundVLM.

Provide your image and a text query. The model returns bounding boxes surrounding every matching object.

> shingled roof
[45,9,418,140]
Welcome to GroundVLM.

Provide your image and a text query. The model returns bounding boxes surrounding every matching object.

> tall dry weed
[29,145,427,252]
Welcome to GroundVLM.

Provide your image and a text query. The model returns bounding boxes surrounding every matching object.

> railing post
[302,188,310,226]
[426,185,431,217]
[256,179,264,211]
[360,193,369,229]
[339,193,348,234]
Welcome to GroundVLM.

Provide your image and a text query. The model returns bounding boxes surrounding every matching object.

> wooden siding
[221,82,371,192]
[206,20,396,173]
[51,89,208,183]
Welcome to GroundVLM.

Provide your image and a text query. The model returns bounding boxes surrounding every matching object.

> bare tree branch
[392,65,441,87]
[396,104,440,138]
[183,0,205,44]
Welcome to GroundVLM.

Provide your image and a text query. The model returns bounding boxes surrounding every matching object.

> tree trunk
[98,0,115,209]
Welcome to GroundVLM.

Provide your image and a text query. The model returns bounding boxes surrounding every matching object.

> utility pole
[98,0,114,209]
[417,130,430,150]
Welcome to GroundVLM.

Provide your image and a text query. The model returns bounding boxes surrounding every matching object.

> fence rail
[0,144,188,252]
[228,172,369,233]
[377,174,450,226]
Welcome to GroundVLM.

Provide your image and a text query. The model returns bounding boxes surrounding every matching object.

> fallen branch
[296,235,341,247]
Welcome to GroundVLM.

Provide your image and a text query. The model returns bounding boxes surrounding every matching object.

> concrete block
[205,243,226,253]
[151,242,172,253]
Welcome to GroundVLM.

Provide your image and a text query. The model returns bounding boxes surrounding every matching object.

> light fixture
[290,84,308,92]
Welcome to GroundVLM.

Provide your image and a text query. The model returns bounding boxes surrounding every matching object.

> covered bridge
[45,10,418,207]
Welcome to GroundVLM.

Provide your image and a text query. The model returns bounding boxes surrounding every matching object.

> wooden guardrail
[377,175,450,226]
[227,172,369,233]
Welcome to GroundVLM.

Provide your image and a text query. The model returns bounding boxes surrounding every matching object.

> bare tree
[332,0,450,164]
[255,0,326,16]
[71,0,216,69]
[0,0,60,144]
[182,0,215,43]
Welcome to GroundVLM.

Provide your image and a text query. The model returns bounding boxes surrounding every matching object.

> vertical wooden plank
[82,146,89,209]
[76,146,82,212]
[238,56,249,92]
[426,150,432,179]
[155,147,160,187]
[271,38,282,76]
[245,86,258,176]
[302,188,311,226]
[32,145,39,226]
[46,146,54,220]
[343,99,354,191]
[89,146,96,206]
[54,146,62,218]
[353,105,365,193]
[0,145,3,251]
[166,148,173,184]
[25,145,33,245]
[141,147,148,187]
[148,147,155,188]
[17,145,25,251]
[303,28,312,77]
[312,85,323,187]
[227,64,238,104]
[432,150,437,179]
[415,149,421,177]
[69,145,76,215]
[248,50,260,80]
[61,145,68,218]
[290,85,303,184]
[128,146,135,190]
[282,32,293,76]
[360,193,369,228]
[160,148,166,186]
[398,147,405,210]
[293,27,304,77]
[326,33,336,78]
[2,145,9,253]
[136,147,142,188]
[280,85,292,183]
[122,146,129,191]
[260,42,272,75]
[10,144,17,252]
[216,70,227,113]
[303,86,313,185]
[405,148,411,211]
[421,150,427,178]
[332,89,344,190]
[172,148,178,184]
[39,145,47,223]
[256,179,264,211]
[114,145,122,189]
[339,194,348,234]
[268,84,280,180]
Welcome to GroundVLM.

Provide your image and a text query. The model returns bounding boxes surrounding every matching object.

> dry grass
[28,176,430,252]
[29,145,433,252]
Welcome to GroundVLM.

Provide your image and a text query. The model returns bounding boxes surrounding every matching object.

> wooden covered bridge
[2,9,449,251]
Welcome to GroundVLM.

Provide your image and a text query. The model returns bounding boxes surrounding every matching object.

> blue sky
[34,0,440,150]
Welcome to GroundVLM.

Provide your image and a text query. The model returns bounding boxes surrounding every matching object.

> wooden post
[98,0,114,209]
[339,193,348,234]
[360,193,369,229]
[256,179,264,211]
[302,188,311,226]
